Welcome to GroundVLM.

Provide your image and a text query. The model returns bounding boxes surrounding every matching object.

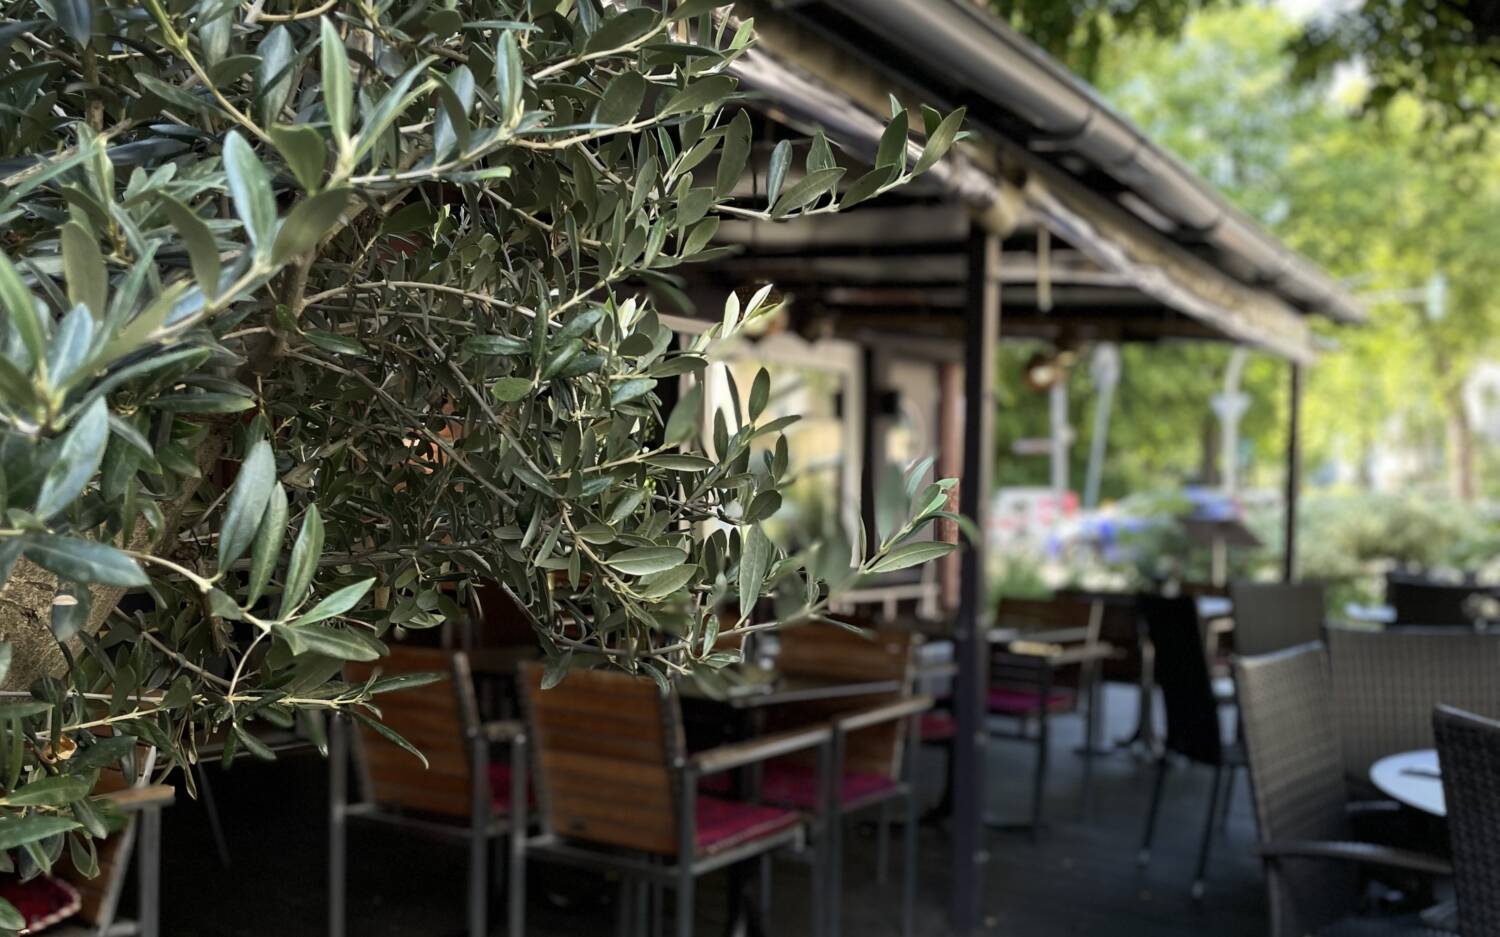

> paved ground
[144,684,1267,936]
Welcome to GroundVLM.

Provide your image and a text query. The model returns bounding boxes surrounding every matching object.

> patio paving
[146,684,1266,936]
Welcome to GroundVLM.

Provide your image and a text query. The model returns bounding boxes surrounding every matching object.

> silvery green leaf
[223,131,276,257]
[22,535,146,587]
[218,439,275,569]
[34,396,108,520]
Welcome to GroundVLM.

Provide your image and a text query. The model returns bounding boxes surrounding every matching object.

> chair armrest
[1257,840,1452,876]
[689,725,832,777]
[834,696,934,734]
[475,719,525,743]
[1345,799,1404,818]
[97,784,175,813]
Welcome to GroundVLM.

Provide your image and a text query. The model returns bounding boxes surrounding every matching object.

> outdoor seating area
[3,0,1499,935]
[130,583,1500,937]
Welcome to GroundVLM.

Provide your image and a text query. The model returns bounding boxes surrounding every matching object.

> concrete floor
[147,684,1268,936]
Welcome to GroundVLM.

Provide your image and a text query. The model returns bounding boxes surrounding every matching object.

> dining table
[1369,748,1446,817]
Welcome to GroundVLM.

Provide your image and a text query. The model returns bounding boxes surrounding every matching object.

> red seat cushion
[488,762,535,815]
[0,876,81,933]
[919,711,957,741]
[695,797,799,855]
[987,687,1075,716]
[698,763,898,810]
[761,762,897,810]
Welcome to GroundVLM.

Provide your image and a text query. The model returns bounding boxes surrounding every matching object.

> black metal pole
[1281,361,1302,582]
[951,227,999,934]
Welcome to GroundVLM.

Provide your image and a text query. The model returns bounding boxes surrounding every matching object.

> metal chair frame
[821,698,930,937]
[327,651,526,937]
[985,599,1107,832]
[516,665,831,937]
[53,749,171,937]
[1136,593,1243,900]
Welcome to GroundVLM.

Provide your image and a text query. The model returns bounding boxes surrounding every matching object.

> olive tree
[0,0,963,915]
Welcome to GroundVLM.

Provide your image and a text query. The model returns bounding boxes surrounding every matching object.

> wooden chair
[768,622,931,937]
[986,595,1106,830]
[331,646,526,937]
[54,753,173,937]
[516,663,829,937]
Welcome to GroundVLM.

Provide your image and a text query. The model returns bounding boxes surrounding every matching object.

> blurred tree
[1288,0,1500,129]
[997,6,1500,503]
[990,0,1498,130]
[985,0,1225,80]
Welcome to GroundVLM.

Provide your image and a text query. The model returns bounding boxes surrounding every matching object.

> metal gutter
[813,0,1364,324]
[727,42,1321,362]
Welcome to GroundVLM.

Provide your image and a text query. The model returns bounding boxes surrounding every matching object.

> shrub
[0,0,961,906]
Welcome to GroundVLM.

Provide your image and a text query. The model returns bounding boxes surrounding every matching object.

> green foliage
[0,0,961,894]
[1288,1,1500,130]
[995,0,1500,130]
[987,0,1225,81]
[997,7,1500,503]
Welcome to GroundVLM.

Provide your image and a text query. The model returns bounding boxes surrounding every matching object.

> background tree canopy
[992,4,1500,507]
[0,0,961,916]
[988,0,1499,130]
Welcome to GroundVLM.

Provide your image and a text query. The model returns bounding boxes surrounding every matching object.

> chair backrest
[345,645,480,818]
[1054,588,1143,683]
[1327,625,1500,782]
[1233,643,1357,937]
[994,595,1100,638]
[1433,705,1500,937]
[775,618,909,683]
[1138,593,1221,764]
[1230,580,1326,657]
[773,622,918,778]
[518,663,685,855]
[1386,572,1483,627]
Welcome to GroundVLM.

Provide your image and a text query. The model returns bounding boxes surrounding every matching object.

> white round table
[1369,749,1446,817]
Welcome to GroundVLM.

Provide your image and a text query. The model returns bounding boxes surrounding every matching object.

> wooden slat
[770,624,917,777]
[776,620,914,683]
[346,646,476,817]
[995,596,1094,632]
[520,664,682,855]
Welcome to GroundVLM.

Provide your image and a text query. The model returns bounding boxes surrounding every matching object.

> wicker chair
[1328,625,1500,791]
[1230,580,1326,657]
[1235,644,1454,937]
[1433,705,1500,936]
[1136,593,1243,899]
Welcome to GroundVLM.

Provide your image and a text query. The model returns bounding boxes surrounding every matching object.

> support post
[329,715,348,937]
[861,346,880,558]
[1281,361,1302,582]
[951,227,999,934]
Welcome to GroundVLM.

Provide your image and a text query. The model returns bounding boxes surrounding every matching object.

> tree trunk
[0,431,227,691]
[1445,387,1477,502]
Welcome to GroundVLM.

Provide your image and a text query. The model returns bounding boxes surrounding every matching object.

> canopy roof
[673,1,1361,363]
